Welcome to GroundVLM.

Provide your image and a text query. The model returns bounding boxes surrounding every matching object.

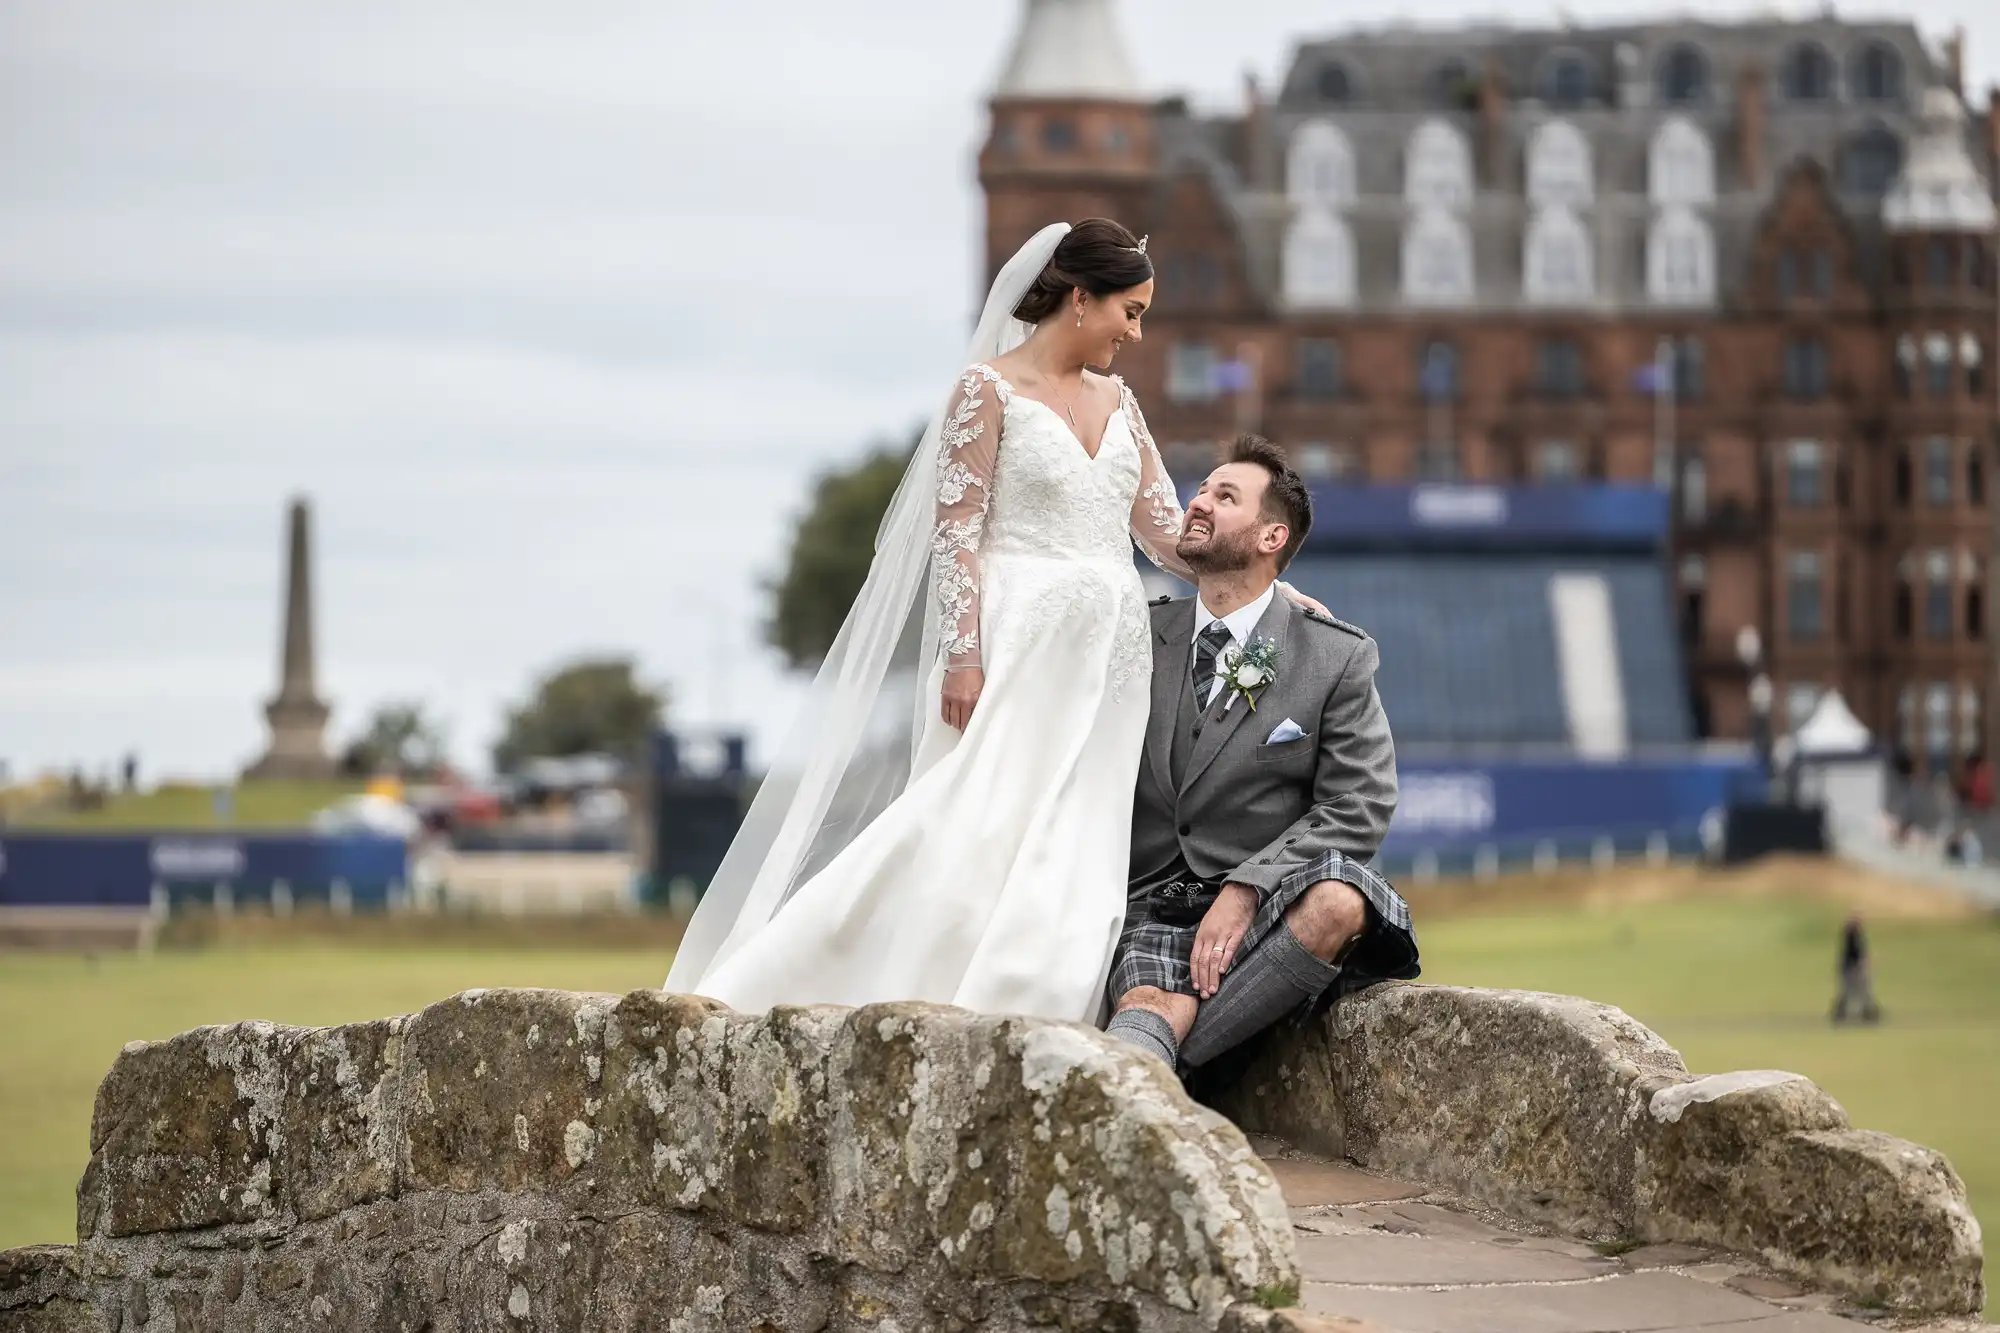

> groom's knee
[1115,986,1197,1043]
[1284,880,1368,962]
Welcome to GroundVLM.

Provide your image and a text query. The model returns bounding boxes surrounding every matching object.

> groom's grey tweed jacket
[1131,592,1397,896]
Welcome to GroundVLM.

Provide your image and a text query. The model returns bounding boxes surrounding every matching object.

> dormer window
[1852,42,1903,103]
[1042,120,1078,153]
[1543,52,1592,108]
[1781,43,1836,103]
[1657,44,1710,106]
[1317,62,1354,105]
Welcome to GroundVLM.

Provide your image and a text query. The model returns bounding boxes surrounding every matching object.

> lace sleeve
[1122,381,1196,582]
[934,366,1006,669]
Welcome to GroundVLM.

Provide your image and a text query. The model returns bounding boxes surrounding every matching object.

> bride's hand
[942,666,984,731]
[1277,581,1331,619]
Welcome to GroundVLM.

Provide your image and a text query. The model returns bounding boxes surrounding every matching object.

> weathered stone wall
[2,989,1298,1332]
[1206,982,1985,1317]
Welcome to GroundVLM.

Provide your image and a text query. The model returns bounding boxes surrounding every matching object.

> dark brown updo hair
[1012,218,1154,323]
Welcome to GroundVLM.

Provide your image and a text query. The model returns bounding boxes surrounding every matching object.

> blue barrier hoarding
[1384,756,1762,855]
[0,832,409,908]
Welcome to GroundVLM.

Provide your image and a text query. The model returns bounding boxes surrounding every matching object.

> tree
[341,701,449,778]
[492,658,665,773]
[766,429,920,670]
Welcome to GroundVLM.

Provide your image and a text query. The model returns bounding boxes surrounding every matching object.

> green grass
[11,780,363,830]
[0,947,667,1251]
[1420,894,2000,1285]
[1,891,1994,1287]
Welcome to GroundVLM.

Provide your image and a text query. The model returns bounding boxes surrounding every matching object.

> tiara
[1129,235,1149,255]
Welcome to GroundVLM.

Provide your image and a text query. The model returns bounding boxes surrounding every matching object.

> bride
[666,219,1314,1022]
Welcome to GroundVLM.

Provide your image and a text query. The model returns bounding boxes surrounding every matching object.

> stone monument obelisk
[244,497,336,780]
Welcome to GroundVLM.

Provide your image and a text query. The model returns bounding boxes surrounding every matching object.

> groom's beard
[1176,525,1260,575]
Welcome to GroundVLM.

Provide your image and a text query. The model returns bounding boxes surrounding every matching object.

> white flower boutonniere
[1219,637,1282,713]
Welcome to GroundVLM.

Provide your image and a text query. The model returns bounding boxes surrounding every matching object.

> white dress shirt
[1190,582,1278,708]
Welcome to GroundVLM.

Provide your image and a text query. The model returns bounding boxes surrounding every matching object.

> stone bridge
[0,983,1982,1331]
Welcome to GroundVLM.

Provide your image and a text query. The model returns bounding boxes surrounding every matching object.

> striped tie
[1191,620,1233,708]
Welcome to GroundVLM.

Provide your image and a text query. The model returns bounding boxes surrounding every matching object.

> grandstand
[1183,482,1760,877]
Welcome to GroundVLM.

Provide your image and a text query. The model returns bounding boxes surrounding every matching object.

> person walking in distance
[1831,912,1881,1025]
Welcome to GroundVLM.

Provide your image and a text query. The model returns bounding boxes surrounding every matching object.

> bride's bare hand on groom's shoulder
[1191,883,1258,998]
[1277,581,1330,619]
[942,666,984,731]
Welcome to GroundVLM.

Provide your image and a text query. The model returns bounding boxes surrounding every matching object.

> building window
[1679,450,1707,522]
[1105,125,1130,154]
[1679,554,1706,645]
[1969,441,1986,507]
[1536,337,1585,399]
[1287,120,1357,206]
[1536,439,1581,482]
[1296,339,1343,399]
[1417,339,1459,403]
[1544,52,1592,108]
[1647,207,1715,303]
[1969,563,1987,640]
[1671,337,1705,398]
[1524,207,1594,303]
[1526,120,1593,205]
[1429,59,1475,111]
[1838,125,1902,196]
[1786,551,1824,640]
[1041,119,1079,153]
[1963,334,1985,396]
[1811,250,1834,299]
[1785,682,1823,734]
[1782,337,1829,402]
[1415,438,1460,482]
[1296,441,1362,481]
[1777,249,1798,301]
[1657,44,1710,106]
[1924,436,1954,506]
[1895,334,1916,398]
[1649,118,1715,205]
[1925,333,1953,398]
[1961,684,1982,755]
[1283,209,1357,307]
[1894,444,1913,506]
[1405,120,1473,209]
[1895,558,1914,638]
[1925,681,1953,761]
[1168,343,1219,403]
[1926,549,1953,638]
[1852,43,1903,103]
[1317,62,1354,105]
[1926,238,1953,288]
[1403,208,1474,304]
[1785,439,1826,506]
[1781,43,1836,103]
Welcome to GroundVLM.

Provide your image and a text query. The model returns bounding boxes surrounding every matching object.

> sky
[3,0,1996,783]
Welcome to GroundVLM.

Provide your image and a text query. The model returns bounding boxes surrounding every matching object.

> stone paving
[1248,1135,1988,1333]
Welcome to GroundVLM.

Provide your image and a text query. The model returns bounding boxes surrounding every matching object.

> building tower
[980,0,1157,285]
[1880,88,1999,770]
[244,497,337,781]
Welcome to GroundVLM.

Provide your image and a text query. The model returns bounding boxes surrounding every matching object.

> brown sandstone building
[981,0,2000,768]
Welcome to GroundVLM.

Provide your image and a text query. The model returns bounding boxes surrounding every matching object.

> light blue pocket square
[1265,718,1306,745]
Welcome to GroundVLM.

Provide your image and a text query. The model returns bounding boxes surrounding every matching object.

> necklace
[1048,376,1082,429]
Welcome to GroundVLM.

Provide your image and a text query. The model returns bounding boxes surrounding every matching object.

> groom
[1106,435,1419,1075]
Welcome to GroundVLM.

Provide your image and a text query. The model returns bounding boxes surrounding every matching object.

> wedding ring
[1211,945,1225,954]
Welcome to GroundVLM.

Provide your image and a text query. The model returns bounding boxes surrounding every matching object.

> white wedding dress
[691,363,1190,1021]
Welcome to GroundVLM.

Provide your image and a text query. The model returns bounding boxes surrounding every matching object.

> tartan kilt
[1107,849,1418,1005]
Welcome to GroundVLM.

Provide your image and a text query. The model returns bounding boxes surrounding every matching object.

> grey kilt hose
[1105,848,1418,1007]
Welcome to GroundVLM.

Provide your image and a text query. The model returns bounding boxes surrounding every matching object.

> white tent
[1795,691,1873,757]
